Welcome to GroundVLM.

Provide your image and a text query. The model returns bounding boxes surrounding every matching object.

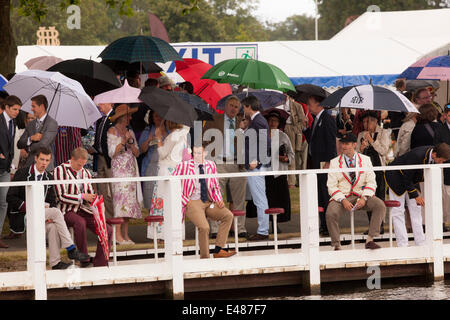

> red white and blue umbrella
[91,196,110,262]
[321,84,418,113]
[398,56,435,80]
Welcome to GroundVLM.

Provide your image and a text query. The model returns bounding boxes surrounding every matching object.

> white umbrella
[4,70,101,129]
[93,79,142,105]
[321,84,419,113]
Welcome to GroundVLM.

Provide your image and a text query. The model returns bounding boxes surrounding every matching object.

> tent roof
[332,8,450,41]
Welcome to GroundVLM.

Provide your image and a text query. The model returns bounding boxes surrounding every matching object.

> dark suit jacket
[436,121,450,185]
[0,113,15,174]
[244,113,271,170]
[385,146,433,199]
[93,110,115,168]
[304,110,337,169]
[17,114,58,170]
[203,113,243,159]
[410,121,443,150]
[6,165,57,233]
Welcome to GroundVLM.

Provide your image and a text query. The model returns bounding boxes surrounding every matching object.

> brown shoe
[0,240,9,249]
[248,233,269,241]
[334,246,341,251]
[213,249,236,258]
[365,241,381,250]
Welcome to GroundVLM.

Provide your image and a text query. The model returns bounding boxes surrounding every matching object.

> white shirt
[34,165,45,180]
[250,111,260,121]
[344,153,357,167]
[3,112,12,131]
[447,121,450,131]
[222,114,236,159]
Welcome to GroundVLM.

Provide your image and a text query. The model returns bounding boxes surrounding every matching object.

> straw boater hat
[109,104,138,123]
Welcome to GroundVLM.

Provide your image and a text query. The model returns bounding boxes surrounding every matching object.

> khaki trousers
[45,207,74,267]
[186,200,233,259]
[95,155,114,218]
[210,163,247,234]
[326,195,386,248]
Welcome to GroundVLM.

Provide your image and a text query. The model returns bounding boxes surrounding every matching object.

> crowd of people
[0,74,450,268]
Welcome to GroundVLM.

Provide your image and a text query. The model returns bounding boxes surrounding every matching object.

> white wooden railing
[0,163,449,299]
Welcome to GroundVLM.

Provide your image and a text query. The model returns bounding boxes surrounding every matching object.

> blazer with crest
[327,152,377,202]
[384,146,433,199]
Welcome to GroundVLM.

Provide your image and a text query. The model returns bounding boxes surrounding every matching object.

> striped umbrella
[398,56,435,80]
[417,55,450,81]
[98,35,182,64]
[321,84,419,113]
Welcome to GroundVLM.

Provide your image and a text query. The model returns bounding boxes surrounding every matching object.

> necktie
[8,120,13,140]
[228,118,234,130]
[227,118,235,157]
[36,174,43,181]
[35,119,42,132]
[348,158,356,183]
[198,164,208,203]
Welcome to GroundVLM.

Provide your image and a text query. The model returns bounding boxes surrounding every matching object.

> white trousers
[389,189,425,247]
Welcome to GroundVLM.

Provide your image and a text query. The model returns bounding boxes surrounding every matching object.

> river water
[184,277,450,300]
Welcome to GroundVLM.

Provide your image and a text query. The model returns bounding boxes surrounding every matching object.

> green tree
[318,0,450,40]
[267,15,316,41]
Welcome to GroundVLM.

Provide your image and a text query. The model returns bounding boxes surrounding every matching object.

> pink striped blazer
[53,161,95,215]
[172,159,223,219]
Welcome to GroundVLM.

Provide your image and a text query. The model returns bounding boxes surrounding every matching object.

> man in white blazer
[173,143,236,259]
[326,133,386,250]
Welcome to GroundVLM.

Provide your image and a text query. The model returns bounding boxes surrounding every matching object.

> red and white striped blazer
[53,161,95,214]
[172,159,223,219]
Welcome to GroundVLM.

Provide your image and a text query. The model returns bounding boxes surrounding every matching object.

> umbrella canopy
[4,70,101,129]
[175,58,232,111]
[397,56,436,80]
[417,55,450,80]
[47,58,122,97]
[201,58,295,93]
[98,35,182,64]
[91,196,109,262]
[293,84,329,103]
[138,86,198,127]
[321,84,419,113]
[0,74,7,91]
[25,56,63,71]
[216,90,286,111]
[173,91,215,121]
[101,59,163,75]
[93,79,142,104]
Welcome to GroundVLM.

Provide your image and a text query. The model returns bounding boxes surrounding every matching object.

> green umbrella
[98,35,182,64]
[201,58,295,93]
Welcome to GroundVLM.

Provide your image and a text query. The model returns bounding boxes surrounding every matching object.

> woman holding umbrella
[107,104,143,245]
[149,120,190,241]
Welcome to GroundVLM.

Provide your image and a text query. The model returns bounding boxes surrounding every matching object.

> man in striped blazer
[54,147,112,267]
[173,144,236,259]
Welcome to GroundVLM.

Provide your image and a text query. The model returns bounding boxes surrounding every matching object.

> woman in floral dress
[107,104,143,245]
[148,120,190,241]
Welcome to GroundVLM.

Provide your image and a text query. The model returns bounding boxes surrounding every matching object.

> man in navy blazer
[0,95,22,248]
[241,95,271,241]
[303,93,337,236]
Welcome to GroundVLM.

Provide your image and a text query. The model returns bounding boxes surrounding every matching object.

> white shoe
[124,239,135,245]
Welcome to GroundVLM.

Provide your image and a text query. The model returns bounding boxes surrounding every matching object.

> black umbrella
[216,90,286,111]
[293,84,329,103]
[101,60,163,75]
[47,58,122,97]
[173,91,215,121]
[138,86,198,127]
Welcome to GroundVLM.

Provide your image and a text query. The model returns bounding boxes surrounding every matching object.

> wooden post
[164,178,184,299]
[26,184,47,300]
[299,172,321,294]
[424,167,444,281]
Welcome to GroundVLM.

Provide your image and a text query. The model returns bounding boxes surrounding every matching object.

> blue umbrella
[216,90,286,111]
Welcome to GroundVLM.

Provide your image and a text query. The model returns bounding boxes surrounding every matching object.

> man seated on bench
[7,147,90,269]
[325,133,386,251]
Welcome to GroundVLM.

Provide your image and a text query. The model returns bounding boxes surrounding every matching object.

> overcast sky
[254,0,317,23]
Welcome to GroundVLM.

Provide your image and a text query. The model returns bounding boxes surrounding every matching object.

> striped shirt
[54,126,82,167]
[53,161,94,214]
